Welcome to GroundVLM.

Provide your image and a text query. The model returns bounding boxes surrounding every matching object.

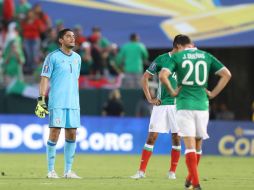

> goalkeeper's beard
[67,45,75,49]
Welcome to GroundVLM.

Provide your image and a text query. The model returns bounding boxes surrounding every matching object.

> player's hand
[148,98,161,106]
[205,89,215,99]
[35,96,49,118]
[171,86,182,97]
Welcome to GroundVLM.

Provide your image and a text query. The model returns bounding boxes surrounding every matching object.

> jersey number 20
[182,60,207,86]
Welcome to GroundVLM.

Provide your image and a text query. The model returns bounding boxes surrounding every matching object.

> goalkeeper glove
[35,96,49,118]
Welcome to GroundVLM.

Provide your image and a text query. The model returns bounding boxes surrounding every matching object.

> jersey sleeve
[146,57,160,75]
[208,53,225,74]
[162,56,176,74]
[78,55,82,78]
[41,54,54,78]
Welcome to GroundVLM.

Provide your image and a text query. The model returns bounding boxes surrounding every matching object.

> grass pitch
[0,154,253,190]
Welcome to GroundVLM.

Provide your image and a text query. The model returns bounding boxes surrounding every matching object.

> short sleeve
[208,53,224,74]
[78,55,82,77]
[146,59,159,75]
[162,56,176,74]
[41,54,54,78]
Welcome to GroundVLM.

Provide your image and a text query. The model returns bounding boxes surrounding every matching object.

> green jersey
[147,53,177,105]
[164,48,224,110]
[117,42,148,74]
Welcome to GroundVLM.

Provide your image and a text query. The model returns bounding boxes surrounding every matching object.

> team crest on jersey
[149,124,154,129]
[55,118,61,125]
[43,65,49,73]
[74,59,78,64]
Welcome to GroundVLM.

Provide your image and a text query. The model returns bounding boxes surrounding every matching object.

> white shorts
[176,110,209,139]
[149,105,179,134]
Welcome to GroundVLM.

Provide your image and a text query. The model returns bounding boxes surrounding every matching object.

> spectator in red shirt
[21,9,42,73]
[3,0,15,23]
[32,3,51,40]
[74,24,86,51]
[90,33,104,78]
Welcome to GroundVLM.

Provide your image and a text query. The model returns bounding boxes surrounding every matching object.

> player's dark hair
[130,33,138,41]
[173,34,192,48]
[57,28,73,41]
[92,26,101,32]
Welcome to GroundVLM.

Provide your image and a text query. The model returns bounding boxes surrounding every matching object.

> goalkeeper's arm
[35,76,49,118]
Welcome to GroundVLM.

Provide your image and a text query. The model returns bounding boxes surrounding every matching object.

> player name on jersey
[183,53,205,59]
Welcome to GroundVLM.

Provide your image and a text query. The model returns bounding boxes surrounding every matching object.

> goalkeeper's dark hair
[57,28,73,41]
[173,34,192,48]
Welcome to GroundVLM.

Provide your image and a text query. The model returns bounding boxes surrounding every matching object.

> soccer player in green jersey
[159,35,231,190]
[131,35,184,180]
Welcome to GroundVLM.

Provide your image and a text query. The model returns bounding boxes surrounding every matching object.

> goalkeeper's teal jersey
[41,49,81,109]
[146,52,177,105]
[163,48,224,110]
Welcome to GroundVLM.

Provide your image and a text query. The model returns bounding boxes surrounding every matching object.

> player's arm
[206,67,231,99]
[159,69,178,97]
[35,54,53,118]
[141,72,161,105]
[35,76,50,118]
[39,76,49,97]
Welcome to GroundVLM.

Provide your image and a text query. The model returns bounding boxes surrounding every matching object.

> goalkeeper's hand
[35,96,49,118]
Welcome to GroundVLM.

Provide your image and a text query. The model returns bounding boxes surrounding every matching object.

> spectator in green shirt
[16,0,32,20]
[42,27,58,54]
[79,42,93,75]
[117,33,148,88]
[2,22,25,83]
[3,40,24,83]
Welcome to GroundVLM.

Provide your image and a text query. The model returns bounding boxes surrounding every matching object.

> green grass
[0,154,254,190]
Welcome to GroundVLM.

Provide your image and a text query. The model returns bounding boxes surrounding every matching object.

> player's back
[147,52,177,105]
[172,48,224,110]
[120,42,147,73]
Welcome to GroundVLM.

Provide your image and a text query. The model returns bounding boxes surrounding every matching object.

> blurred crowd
[0,0,149,94]
[1,1,246,120]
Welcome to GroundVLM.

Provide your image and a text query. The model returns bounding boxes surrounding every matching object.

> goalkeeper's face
[61,31,75,49]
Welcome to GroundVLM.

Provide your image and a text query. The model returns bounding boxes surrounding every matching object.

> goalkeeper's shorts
[49,109,80,128]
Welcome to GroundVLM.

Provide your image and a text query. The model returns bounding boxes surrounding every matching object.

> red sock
[185,152,199,186]
[169,148,181,173]
[139,149,153,172]
[186,152,202,181]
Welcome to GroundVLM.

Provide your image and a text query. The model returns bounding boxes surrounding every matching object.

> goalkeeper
[35,28,81,179]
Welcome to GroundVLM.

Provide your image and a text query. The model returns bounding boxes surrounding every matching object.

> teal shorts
[49,109,80,128]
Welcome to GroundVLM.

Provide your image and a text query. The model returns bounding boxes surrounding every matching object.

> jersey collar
[59,48,73,56]
[184,47,197,50]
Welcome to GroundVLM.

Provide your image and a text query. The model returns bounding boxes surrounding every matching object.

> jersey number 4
[182,60,207,86]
